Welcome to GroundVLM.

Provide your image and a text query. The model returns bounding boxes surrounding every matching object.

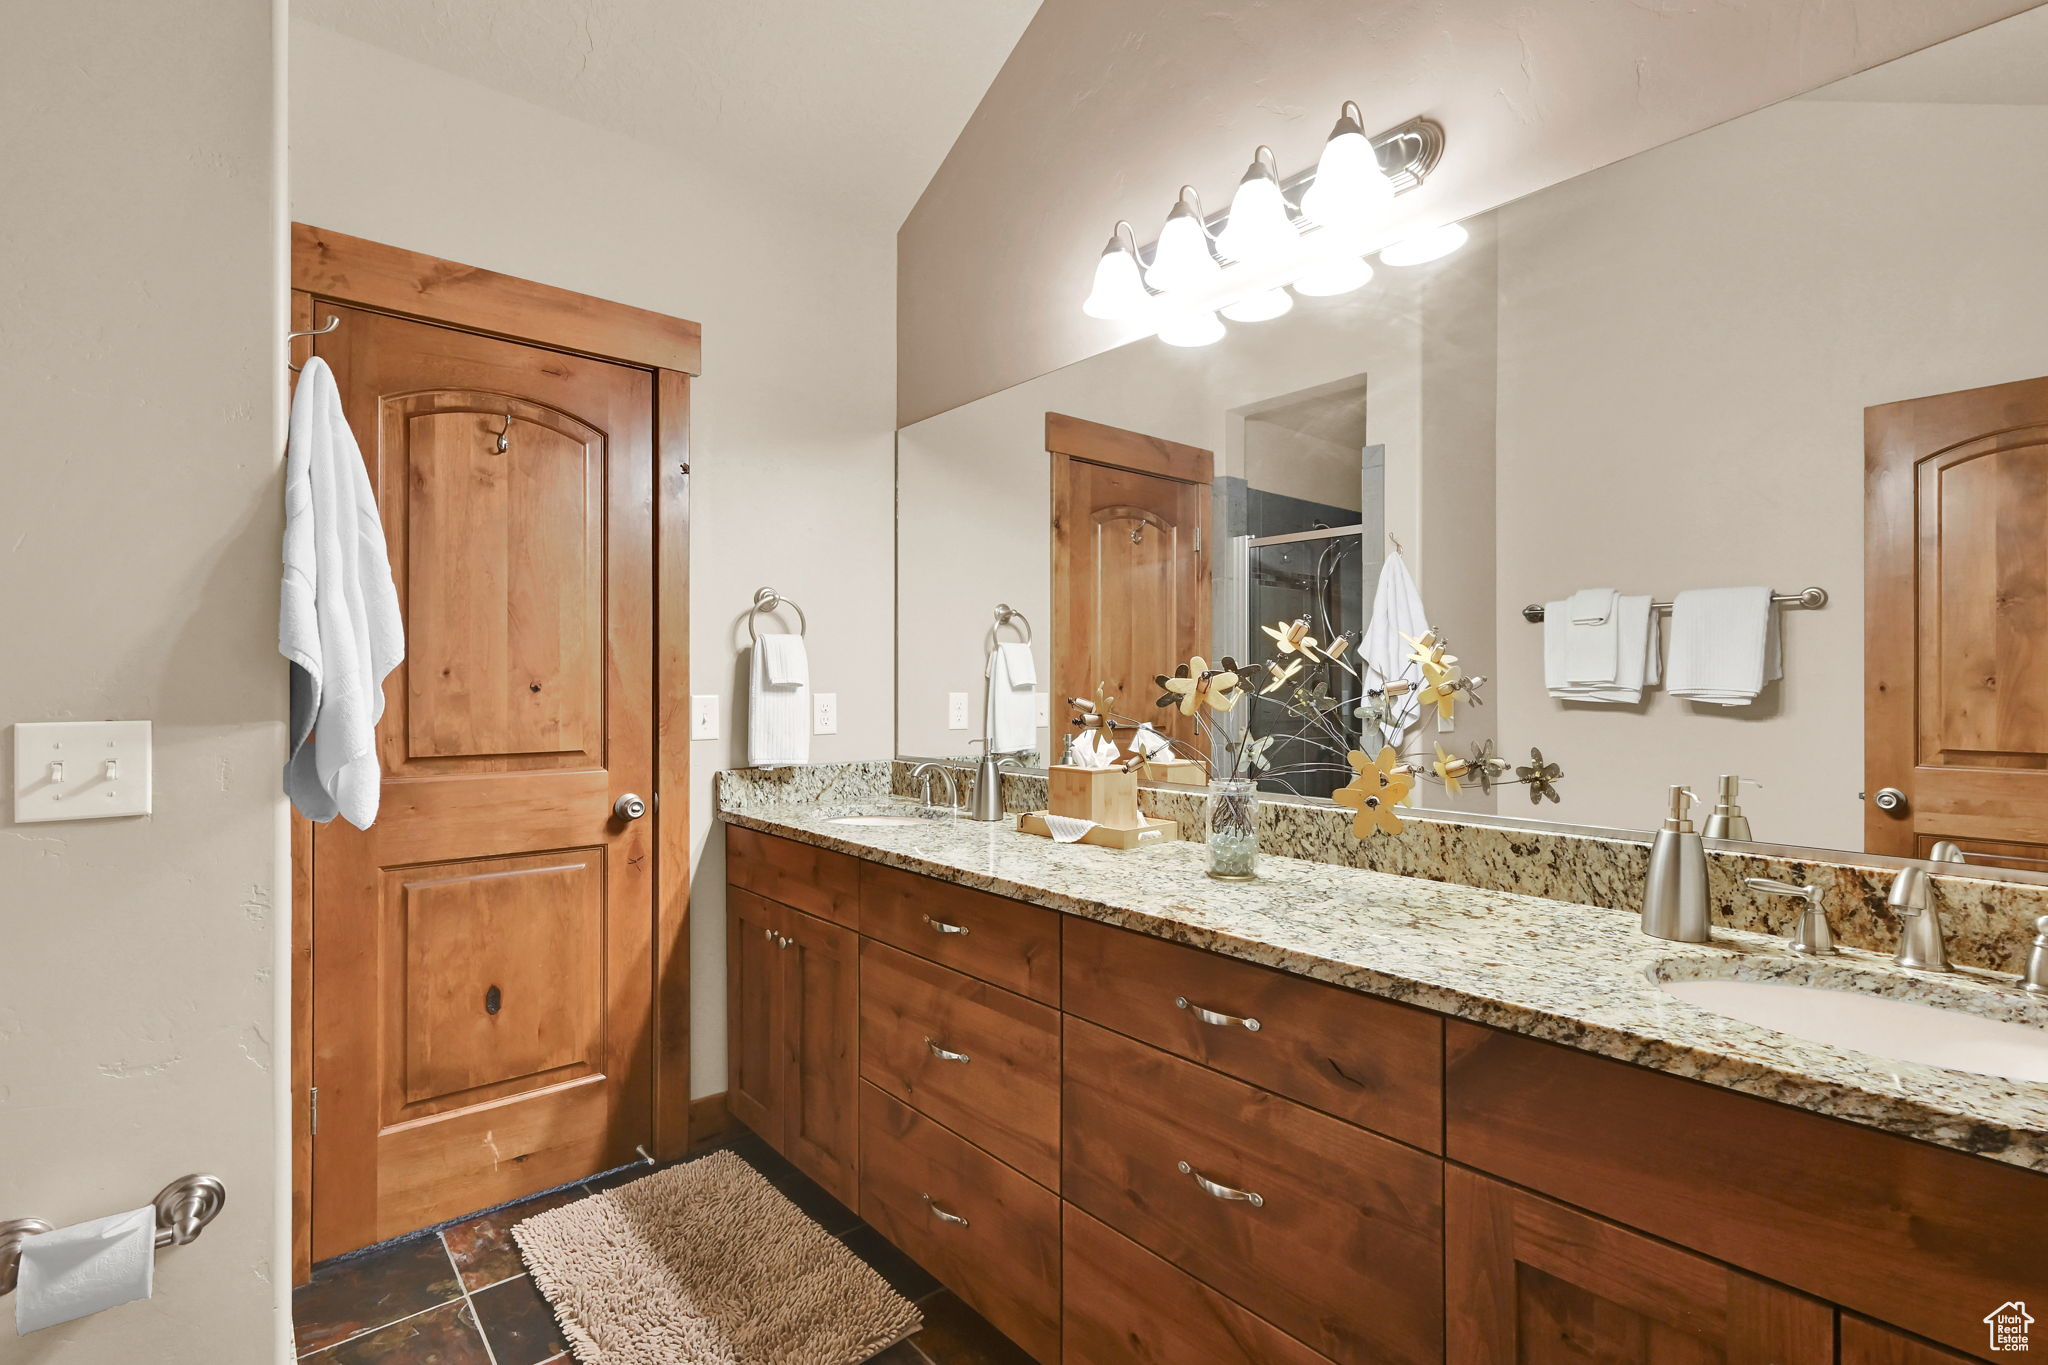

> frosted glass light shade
[1082,238,1151,319]
[1291,256,1374,297]
[1215,171,1297,270]
[1145,204,1219,292]
[1300,124,1394,233]
[1220,288,1293,323]
[1156,309,1225,347]
[1379,222,1470,266]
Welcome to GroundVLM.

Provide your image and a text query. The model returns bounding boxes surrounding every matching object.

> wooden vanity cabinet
[1841,1318,1983,1365]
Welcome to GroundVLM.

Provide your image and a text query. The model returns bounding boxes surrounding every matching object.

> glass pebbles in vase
[1206,777,1260,881]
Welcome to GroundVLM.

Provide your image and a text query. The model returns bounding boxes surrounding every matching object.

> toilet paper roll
[15,1206,154,1335]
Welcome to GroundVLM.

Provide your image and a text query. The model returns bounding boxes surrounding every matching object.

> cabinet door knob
[923,1037,971,1064]
[1176,996,1261,1032]
[1177,1161,1264,1208]
[922,1195,970,1227]
[921,915,971,936]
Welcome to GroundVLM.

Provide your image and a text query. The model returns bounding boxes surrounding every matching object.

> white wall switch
[14,720,152,822]
[691,695,720,740]
[812,693,839,735]
[1034,691,1050,728]
[946,692,970,730]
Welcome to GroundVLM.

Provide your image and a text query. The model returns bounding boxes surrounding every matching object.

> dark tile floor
[291,1130,1032,1364]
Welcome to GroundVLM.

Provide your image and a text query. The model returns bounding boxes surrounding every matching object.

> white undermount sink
[824,814,932,827]
[1659,972,2048,1083]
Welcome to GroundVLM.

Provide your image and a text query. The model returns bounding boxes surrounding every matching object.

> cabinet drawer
[860,862,1060,1003]
[1063,917,1441,1150]
[1063,1019,1443,1365]
[858,1084,1059,1364]
[1063,1207,1332,1365]
[726,825,859,926]
[859,941,1060,1186]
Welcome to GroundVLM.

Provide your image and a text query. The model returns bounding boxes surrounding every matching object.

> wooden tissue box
[1140,758,1207,785]
[1047,764,1142,830]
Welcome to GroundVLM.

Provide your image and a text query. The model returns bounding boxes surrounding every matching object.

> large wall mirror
[897,7,2048,871]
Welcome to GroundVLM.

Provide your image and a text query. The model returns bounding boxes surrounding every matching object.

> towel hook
[747,587,808,643]
[492,412,512,453]
[993,604,1033,644]
[1387,531,1404,556]
[286,315,340,373]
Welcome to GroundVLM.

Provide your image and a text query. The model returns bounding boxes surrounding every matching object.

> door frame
[289,224,700,1281]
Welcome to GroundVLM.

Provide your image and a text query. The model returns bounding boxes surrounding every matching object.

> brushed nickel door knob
[1872,787,1909,814]
[614,793,647,821]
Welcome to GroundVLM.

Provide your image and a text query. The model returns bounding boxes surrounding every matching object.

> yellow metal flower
[1154,656,1243,716]
[1333,746,1415,838]
[1432,744,1471,796]
[1261,618,1324,661]
[1402,631,1457,683]
[1262,657,1304,695]
[1416,668,1461,721]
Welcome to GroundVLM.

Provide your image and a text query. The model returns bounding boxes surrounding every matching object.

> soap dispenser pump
[1642,784,1710,943]
[1702,774,1757,841]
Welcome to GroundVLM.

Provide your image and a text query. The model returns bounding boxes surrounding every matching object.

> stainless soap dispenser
[1642,784,1710,943]
[1702,774,1755,841]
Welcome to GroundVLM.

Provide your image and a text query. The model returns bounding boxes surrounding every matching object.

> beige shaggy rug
[512,1151,922,1365]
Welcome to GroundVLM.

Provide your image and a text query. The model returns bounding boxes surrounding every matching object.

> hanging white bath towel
[748,633,811,767]
[280,357,404,829]
[985,641,1039,756]
[1362,550,1430,745]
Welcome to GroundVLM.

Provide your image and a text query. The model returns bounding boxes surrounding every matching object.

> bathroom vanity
[721,785,2048,1365]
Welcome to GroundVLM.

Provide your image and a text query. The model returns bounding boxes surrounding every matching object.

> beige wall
[1493,96,2048,846]
[0,1,289,1360]
[290,24,899,1099]
[899,0,2041,425]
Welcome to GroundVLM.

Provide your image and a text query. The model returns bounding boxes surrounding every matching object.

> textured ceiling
[295,0,1044,225]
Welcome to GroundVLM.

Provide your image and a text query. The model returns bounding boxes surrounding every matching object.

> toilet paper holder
[0,1174,226,1296]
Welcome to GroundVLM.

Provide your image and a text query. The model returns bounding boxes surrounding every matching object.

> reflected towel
[1362,551,1429,745]
[986,642,1038,754]
[1545,595,1660,703]
[1668,587,1780,705]
[1562,587,1621,684]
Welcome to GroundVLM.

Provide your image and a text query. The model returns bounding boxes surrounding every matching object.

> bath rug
[512,1150,921,1365]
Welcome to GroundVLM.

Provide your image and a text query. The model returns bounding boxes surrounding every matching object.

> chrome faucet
[1745,878,1834,955]
[1884,841,1964,972]
[908,761,961,817]
[2024,915,2048,996]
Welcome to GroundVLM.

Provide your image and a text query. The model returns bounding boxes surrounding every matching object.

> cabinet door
[1842,1317,1980,1365]
[726,888,785,1143]
[1448,1168,1833,1364]
[783,907,860,1206]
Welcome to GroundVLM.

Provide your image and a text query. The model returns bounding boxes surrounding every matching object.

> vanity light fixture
[1379,222,1470,266]
[1082,109,1452,345]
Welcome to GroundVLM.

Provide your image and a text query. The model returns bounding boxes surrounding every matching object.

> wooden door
[782,907,859,1205]
[726,888,786,1141]
[1049,414,1211,750]
[1867,376,2048,865]
[1447,1167,1833,1364]
[310,304,657,1257]
[1841,1318,1980,1365]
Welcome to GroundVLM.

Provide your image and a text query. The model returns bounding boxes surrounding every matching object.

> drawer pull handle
[1178,1161,1264,1208]
[924,1037,971,1064]
[921,915,971,935]
[922,1195,970,1227]
[1176,996,1260,1032]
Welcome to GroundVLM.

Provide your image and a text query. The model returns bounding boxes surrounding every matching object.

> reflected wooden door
[1867,376,2048,866]
[1049,414,1211,750]
[310,304,657,1257]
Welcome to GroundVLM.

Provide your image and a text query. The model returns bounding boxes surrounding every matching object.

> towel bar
[0,1174,226,1296]
[1521,587,1827,623]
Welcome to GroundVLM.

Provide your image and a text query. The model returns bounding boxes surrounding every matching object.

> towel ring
[994,604,1032,644]
[286,315,340,372]
[747,587,807,643]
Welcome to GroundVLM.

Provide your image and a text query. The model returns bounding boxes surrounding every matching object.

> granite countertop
[718,785,2048,1174]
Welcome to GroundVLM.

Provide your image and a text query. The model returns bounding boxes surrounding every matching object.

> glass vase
[1206,778,1260,881]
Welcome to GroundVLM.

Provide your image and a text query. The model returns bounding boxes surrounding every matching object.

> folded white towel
[1362,551,1430,745]
[1546,595,1660,703]
[280,357,404,829]
[1042,814,1098,844]
[1562,586,1622,684]
[747,634,810,767]
[760,633,809,687]
[1667,587,1781,706]
[986,643,1038,755]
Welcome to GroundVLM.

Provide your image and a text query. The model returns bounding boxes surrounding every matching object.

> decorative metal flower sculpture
[1155,656,1243,716]
[1240,734,1276,773]
[1432,744,1471,796]
[1262,657,1304,695]
[1261,617,1324,661]
[1333,746,1415,837]
[1516,747,1564,804]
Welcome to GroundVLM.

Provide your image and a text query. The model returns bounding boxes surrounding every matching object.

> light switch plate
[691,695,720,740]
[812,693,838,735]
[947,692,970,730]
[14,720,152,822]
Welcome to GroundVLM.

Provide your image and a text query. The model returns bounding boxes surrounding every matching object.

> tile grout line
[297,1291,465,1360]
[442,1229,503,1365]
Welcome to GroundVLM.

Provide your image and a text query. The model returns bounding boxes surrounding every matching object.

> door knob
[1872,787,1909,814]
[614,793,647,821]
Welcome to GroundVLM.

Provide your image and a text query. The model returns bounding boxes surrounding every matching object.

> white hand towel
[280,357,404,830]
[1561,586,1622,684]
[1362,551,1430,745]
[1545,595,1660,703]
[1667,587,1781,706]
[1042,814,1098,844]
[1130,722,1173,761]
[985,643,1038,755]
[747,634,810,767]
[760,633,809,687]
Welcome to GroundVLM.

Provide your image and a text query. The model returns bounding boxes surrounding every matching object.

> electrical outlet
[947,692,970,730]
[813,693,839,735]
[1034,691,1050,727]
[691,695,720,740]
